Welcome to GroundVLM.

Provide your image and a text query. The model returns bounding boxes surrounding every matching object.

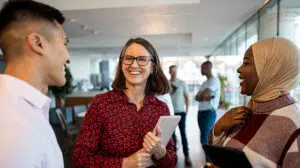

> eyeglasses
[122,56,153,66]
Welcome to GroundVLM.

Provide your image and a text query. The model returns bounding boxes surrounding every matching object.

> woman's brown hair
[112,37,170,95]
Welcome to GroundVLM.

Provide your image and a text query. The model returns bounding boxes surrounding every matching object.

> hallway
[175,102,225,168]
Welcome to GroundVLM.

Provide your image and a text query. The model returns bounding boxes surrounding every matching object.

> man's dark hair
[169,65,177,71]
[0,0,65,59]
[202,61,212,69]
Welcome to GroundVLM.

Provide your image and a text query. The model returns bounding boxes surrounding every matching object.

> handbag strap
[278,128,300,167]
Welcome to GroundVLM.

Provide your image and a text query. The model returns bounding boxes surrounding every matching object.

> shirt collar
[0,74,51,109]
[112,89,158,105]
[253,93,296,113]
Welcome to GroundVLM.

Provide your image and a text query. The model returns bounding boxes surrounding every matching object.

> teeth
[130,71,140,75]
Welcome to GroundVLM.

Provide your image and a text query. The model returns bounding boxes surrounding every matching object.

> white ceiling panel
[38,0,200,10]
[61,0,265,56]
[0,0,267,57]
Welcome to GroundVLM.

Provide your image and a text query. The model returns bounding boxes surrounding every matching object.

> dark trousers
[175,112,189,157]
[197,109,217,144]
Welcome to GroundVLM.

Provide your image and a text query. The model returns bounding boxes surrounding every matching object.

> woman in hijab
[208,37,300,168]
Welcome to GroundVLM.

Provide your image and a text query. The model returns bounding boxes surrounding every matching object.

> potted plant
[49,67,75,107]
[218,74,231,110]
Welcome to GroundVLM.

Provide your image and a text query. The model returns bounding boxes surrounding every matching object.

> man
[0,1,69,167]
[169,65,192,166]
[195,61,220,145]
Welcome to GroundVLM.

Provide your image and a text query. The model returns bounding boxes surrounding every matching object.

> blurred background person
[195,61,220,147]
[169,65,192,166]
[156,88,182,157]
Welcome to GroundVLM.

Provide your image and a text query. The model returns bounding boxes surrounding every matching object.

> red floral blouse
[72,90,177,168]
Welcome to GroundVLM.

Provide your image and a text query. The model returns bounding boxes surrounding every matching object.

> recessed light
[92,30,99,35]
[68,19,76,23]
[81,25,88,30]
[261,0,270,7]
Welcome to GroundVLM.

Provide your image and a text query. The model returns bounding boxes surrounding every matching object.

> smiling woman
[112,38,170,95]
[121,43,153,90]
[207,37,300,168]
[73,37,177,168]
[237,47,258,96]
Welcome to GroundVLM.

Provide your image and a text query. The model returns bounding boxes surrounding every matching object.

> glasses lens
[137,57,148,66]
[122,56,151,66]
[123,57,133,65]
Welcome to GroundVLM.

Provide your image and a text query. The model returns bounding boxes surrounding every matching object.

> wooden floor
[175,104,205,168]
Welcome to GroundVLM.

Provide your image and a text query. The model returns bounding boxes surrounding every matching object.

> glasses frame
[122,56,154,66]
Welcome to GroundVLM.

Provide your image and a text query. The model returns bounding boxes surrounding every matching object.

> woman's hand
[122,148,152,168]
[214,106,252,136]
[143,127,167,160]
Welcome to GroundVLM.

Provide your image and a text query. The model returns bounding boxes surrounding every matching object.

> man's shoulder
[0,97,41,132]
[0,105,37,135]
[175,79,186,85]
[0,123,42,167]
[0,108,40,151]
[209,77,221,85]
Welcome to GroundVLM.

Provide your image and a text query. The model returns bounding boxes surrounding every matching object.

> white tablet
[153,116,181,146]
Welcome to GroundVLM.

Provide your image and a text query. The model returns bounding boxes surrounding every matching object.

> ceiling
[1,0,266,58]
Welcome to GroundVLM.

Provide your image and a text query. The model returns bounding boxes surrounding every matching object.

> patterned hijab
[249,37,300,106]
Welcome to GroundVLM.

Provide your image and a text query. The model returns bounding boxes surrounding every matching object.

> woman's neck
[124,85,146,106]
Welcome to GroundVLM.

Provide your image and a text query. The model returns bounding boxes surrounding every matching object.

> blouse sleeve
[72,95,123,168]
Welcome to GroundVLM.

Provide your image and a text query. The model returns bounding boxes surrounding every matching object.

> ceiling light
[69,19,76,23]
[144,22,167,34]
[92,30,99,35]
[261,0,270,8]
[81,25,88,30]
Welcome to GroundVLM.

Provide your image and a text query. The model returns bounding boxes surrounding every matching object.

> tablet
[202,144,252,168]
[153,116,181,146]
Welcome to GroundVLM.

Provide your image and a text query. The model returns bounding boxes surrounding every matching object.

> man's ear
[27,33,45,56]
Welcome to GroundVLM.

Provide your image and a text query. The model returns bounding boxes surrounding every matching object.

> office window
[280,0,300,101]
[259,0,278,40]
[246,14,258,48]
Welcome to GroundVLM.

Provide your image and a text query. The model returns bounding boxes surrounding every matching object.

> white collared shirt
[0,75,63,168]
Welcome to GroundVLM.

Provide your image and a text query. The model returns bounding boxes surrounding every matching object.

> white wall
[69,52,104,82]
[69,55,92,81]
[39,0,199,10]
[90,58,101,74]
